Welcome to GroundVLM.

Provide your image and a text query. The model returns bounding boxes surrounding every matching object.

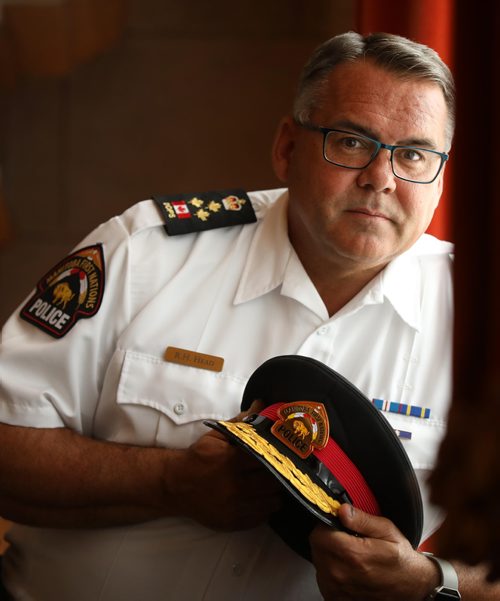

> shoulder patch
[20,244,105,338]
[153,189,256,235]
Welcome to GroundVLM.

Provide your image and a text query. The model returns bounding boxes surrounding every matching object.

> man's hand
[310,504,439,601]
[164,401,283,531]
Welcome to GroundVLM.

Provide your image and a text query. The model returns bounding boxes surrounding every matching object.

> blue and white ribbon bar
[394,429,412,440]
[371,398,430,419]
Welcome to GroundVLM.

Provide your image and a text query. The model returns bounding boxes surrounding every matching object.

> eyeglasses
[297,122,449,184]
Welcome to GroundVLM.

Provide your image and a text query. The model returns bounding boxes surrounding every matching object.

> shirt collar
[333,242,425,332]
[379,235,453,332]
[234,190,292,305]
[234,190,448,330]
[378,251,422,331]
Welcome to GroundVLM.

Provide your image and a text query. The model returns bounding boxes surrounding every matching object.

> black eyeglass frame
[297,121,449,184]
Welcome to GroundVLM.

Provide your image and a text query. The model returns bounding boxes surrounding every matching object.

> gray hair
[293,31,456,149]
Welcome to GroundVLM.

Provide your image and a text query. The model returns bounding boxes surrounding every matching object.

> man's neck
[301,257,388,318]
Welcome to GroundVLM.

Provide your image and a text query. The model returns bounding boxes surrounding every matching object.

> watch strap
[422,552,461,600]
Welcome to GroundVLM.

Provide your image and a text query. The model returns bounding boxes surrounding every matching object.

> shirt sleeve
[0,213,135,435]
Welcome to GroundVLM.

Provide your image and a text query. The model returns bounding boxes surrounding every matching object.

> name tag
[164,346,224,372]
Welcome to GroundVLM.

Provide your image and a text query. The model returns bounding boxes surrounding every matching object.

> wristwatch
[422,552,461,600]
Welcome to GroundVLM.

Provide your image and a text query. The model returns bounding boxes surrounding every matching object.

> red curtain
[357,0,500,575]
[428,2,500,578]
[356,0,454,242]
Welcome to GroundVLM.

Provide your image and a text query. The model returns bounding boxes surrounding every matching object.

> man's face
[273,59,449,274]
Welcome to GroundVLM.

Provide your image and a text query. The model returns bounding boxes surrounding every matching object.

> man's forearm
[0,494,165,528]
[0,423,171,527]
[0,421,282,531]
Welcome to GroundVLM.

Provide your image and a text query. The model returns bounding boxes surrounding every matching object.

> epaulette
[152,189,257,236]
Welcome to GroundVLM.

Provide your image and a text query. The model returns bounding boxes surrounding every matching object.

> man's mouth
[346,207,392,221]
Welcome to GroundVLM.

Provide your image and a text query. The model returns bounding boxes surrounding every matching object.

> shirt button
[316,326,329,336]
[232,563,244,576]
[173,402,185,415]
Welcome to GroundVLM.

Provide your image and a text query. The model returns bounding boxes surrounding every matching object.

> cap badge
[271,401,329,459]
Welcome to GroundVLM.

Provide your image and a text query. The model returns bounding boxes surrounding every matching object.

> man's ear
[437,164,445,199]
[433,163,446,209]
[271,116,296,183]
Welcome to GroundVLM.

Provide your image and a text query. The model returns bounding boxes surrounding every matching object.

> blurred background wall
[0,0,354,325]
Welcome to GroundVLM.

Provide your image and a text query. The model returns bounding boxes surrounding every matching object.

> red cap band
[260,403,380,515]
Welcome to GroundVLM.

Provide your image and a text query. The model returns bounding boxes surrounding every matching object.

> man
[0,31,497,599]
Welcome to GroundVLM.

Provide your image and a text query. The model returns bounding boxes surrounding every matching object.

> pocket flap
[117,350,246,425]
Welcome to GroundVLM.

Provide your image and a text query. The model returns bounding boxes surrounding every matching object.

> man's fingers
[338,503,403,543]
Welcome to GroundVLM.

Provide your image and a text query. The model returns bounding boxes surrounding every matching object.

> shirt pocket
[381,412,447,471]
[116,350,248,448]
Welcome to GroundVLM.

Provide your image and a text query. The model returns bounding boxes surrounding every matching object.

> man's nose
[355,149,397,193]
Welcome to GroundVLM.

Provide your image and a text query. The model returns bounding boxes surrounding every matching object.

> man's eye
[340,136,365,150]
[401,148,426,162]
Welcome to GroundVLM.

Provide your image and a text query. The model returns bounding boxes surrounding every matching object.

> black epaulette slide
[153,189,257,235]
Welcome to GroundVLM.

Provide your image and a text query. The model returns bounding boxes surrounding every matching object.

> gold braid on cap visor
[219,420,342,516]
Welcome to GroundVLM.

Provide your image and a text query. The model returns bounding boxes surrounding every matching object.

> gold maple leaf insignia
[189,197,204,208]
[207,201,221,212]
[196,209,210,221]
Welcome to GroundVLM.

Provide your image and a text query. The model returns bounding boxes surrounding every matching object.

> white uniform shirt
[0,189,454,601]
